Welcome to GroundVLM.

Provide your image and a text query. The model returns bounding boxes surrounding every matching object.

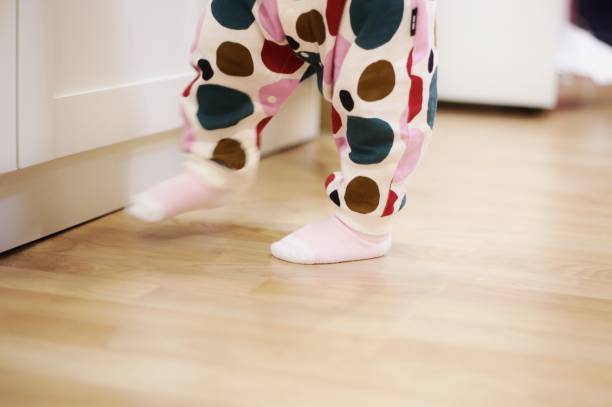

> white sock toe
[271,236,316,265]
[126,193,167,223]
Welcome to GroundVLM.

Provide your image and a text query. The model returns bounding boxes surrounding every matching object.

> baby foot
[271,216,392,265]
[127,172,231,222]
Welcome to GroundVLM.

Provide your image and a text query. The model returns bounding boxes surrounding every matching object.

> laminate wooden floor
[1,104,612,406]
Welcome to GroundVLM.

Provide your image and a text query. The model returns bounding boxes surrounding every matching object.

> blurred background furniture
[437,0,567,109]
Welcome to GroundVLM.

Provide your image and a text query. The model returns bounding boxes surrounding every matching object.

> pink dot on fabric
[190,11,207,53]
[259,79,300,116]
[413,0,430,64]
[400,107,409,134]
[259,0,285,42]
[180,106,195,151]
[334,136,348,152]
[323,35,351,86]
[393,112,425,183]
[323,51,334,85]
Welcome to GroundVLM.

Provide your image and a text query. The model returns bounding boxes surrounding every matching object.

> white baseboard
[0,131,182,253]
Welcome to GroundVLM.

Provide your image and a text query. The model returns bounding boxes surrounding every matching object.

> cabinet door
[437,0,566,108]
[18,0,204,167]
[0,0,17,174]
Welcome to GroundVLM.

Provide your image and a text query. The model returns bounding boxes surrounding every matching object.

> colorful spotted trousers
[181,0,438,235]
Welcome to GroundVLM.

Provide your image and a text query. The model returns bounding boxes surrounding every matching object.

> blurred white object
[437,0,567,109]
[557,23,612,86]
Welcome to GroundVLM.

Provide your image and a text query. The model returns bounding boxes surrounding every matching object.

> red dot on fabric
[182,65,200,97]
[261,40,305,74]
[407,50,423,123]
[326,0,347,36]
[406,49,414,75]
[382,190,399,217]
[256,117,273,149]
[325,173,336,188]
[331,106,342,134]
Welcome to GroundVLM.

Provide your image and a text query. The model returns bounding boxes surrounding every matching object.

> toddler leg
[129,0,311,221]
[272,0,438,264]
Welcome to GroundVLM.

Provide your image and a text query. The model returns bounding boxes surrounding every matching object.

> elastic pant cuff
[335,209,393,236]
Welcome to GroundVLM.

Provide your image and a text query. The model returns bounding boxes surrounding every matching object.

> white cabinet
[0,0,17,174]
[18,0,204,167]
[1,0,320,252]
[437,0,567,108]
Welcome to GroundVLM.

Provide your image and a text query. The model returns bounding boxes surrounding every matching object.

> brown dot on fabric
[344,176,380,214]
[296,10,327,45]
[216,42,254,77]
[212,138,247,170]
[357,60,396,102]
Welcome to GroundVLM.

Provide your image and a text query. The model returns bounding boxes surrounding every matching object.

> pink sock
[271,216,392,265]
[127,172,231,222]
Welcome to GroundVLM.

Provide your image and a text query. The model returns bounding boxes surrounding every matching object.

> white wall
[0,0,17,174]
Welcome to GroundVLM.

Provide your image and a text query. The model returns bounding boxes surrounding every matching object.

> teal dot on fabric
[297,51,322,67]
[300,65,323,94]
[316,68,323,94]
[211,0,256,30]
[297,52,324,94]
[350,0,404,50]
[428,50,435,73]
[300,64,317,82]
[286,36,300,50]
[197,84,254,130]
[428,68,438,129]
[346,116,394,165]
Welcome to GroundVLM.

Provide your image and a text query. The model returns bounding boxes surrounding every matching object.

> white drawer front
[18,0,205,167]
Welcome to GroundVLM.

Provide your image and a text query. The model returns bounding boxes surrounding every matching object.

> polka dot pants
[181,0,438,235]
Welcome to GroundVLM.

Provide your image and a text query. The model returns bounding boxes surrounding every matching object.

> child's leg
[129,0,310,222]
[272,0,438,264]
